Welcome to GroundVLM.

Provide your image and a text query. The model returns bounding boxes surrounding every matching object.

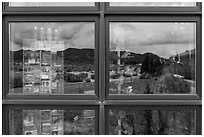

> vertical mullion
[99,2,105,135]
[99,104,105,134]
[2,105,9,135]
[196,105,202,134]
[2,16,9,99]
[196,16,202,99]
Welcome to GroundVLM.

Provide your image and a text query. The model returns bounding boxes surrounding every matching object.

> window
[2,2,202,135]
[109,22,196,95]
[9,22,96,95]
[6,105,98,135]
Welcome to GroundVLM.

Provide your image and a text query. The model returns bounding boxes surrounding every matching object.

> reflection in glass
[109,23,196,94]
[109,109,196,135]
[9,2,95,7]
[9,109,95,135]
[9,23,95,94]
[110,2,196,6]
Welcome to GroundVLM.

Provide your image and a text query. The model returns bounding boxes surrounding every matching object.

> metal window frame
[105,2,202,13]
[2,2,202,135]
[105,15,202,100]
[2,15,100,100]
[3,2,100,13]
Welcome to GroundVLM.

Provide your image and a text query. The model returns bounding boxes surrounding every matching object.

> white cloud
[10,22,95,51]
[110,22,196,58]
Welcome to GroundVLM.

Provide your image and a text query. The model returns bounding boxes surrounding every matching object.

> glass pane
[9,109,95,135]
[109,109,196,135]
[109,22,196,94]
[9,2,95,7]
[9,23,95,95]
[110,2,196,6]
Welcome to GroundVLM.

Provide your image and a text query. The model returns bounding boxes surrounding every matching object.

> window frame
[2,2,202,135]
[105,15,202,100]
[2,15,100,100]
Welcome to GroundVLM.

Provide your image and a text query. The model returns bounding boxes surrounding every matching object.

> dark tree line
[141,54,163,76]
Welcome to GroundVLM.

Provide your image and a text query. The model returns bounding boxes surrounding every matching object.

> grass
[109,73,194,94]
[64,81,94,94]
[10,81,95,94]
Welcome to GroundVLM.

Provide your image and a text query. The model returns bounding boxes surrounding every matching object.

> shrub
[10,75,23,88]
[110,73,121,79]
[64,73,82,82]
[163,74,191,94]
[64,73,88,83]
[84,78,91,82]
[123,73,131,78]
[140,73,151,79]
[132,73,137,76]
[91,75,95,79]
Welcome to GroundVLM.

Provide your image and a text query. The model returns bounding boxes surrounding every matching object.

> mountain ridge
[10,48,195,66]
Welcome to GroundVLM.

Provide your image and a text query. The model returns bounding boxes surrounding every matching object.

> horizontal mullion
[5,94,98,100]
[3,100,100,105]
[104,11,202,15]
[107,94,201,100]
[3,100,201,106]
[105,14,201,21]
[3,15,100,22]
[105,100,202,106]
[2,11,101,15]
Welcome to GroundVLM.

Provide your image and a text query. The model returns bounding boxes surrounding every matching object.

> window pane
[9,109,95,135]
[9,23,95,95]
[109,109,196,135]
[9,2,95,7]
[110,2,196,6]
[109,22,196,94]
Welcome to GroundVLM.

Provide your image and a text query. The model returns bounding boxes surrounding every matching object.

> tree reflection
[109,110,195,135]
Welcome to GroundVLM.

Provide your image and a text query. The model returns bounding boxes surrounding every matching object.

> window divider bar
[99,2,106,135]
[104,100,202,106]
[2,100,101,105]
[196,106,202,134]
[103,12,202,15]
[2,105,9,135]
[2,11,101,15]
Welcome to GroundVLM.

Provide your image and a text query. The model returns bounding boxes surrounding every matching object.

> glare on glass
[110,2,196,6]
[109,109,196,135]
[9,2,95,7]
[9,109,95,135]
[109,22,196,94]
[9,23,95,95]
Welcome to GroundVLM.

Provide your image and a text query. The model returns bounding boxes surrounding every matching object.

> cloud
[10,22,95,51]
[9,41,22,51]
[110,23,196,57]
[59,23,85,40]
[69,23,95,48]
